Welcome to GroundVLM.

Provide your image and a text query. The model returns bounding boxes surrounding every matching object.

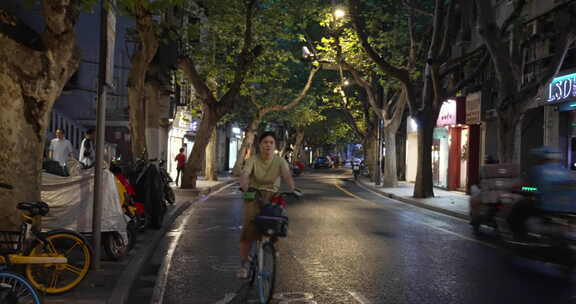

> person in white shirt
[79,129,95,168]
[49,129,74,166]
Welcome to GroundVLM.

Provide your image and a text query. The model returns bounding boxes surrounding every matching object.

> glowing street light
[334,8,346,19]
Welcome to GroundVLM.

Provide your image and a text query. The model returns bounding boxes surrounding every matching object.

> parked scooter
[128,157,168,230]
[159,160,175,205]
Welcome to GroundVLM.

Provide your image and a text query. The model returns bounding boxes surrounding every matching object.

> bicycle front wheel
[0,271,42,304]
[257,243,276,304]
[25,230,92,294]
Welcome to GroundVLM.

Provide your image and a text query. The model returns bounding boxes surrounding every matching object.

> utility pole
[93,0,116,270]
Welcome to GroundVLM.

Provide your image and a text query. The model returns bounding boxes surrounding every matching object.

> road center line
[333,182,498,249]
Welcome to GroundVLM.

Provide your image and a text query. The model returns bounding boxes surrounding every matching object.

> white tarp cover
[41,169,127,234]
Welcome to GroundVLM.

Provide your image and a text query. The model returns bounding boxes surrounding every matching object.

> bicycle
[0,262,42,304]
[244,190,300,304]
[0,183,92,295]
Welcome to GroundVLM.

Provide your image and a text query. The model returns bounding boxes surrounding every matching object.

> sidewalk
[356,176,470,220]
[45,176,236,304]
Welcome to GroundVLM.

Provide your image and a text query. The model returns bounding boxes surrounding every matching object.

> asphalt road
[132,169,576,304]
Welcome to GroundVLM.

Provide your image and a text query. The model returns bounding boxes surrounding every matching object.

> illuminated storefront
[543,71,576,170]
[432,98,469,191]
[167,110,197,180]
[406,97,471,191]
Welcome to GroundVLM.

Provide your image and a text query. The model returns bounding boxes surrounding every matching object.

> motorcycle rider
[509,146,576,240]
[352,159,361,180]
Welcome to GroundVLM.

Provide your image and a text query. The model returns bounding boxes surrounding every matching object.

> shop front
[405,97,468,189]
[167,110,196,180]
[405,117,418,183]
[543,71,576,170]
[465,92,482,193]
[229,126,243,170]
[434,98,468,191]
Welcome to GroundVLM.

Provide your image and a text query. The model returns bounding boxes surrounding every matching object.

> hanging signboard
[466,92,482,124]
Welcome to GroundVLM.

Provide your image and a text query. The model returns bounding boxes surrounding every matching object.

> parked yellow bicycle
[0,183,92,294]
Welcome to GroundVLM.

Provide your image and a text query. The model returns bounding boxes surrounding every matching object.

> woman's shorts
[240,190,274,242]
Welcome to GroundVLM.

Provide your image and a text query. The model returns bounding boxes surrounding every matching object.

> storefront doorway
[458,126,469,191]
[571,137,576,170]
[432,127,449,188]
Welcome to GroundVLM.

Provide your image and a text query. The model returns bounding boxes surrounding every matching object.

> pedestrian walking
[48,129,74,175]
[174,148,186,186]
[79,129,95,168]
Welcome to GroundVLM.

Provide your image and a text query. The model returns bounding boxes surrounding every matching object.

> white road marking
[200,225,222,231]
[151,182,237,304]
[347,291,372,304]
[274,292,315,300]
[333,182,498,249]
[213,293,237,304]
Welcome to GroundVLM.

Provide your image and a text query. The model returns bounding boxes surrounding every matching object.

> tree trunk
[0,1,80,228]
[127,11,159,159]
[364,128,378,182]
[396,119,407,181]
[497,109,521,164]
[145,81,161,159]
[0,92,50,229]
[293,129,305,163]
[382,128,398,187]
[180,106,220,189]
[278,131,288,156]
[128,86,147,158]
[413,113,435,198]
[231,117,259,176]
[205,128,218,181]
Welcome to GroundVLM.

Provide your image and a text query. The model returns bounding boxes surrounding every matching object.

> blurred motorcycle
[352,162,360,180]
[470,163,576,276]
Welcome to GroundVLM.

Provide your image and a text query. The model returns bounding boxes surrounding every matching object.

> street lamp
[334,8,346,19]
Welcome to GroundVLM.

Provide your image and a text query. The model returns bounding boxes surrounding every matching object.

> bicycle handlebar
[241,188,303,198]
[0,183,13,190]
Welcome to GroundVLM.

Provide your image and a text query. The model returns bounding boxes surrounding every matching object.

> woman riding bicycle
[238,131,300,279]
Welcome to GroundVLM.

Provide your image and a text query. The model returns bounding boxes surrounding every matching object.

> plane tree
[0,0,96,227]
[349,0,488,197]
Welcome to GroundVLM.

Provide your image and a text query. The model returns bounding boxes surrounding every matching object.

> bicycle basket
[0,230,24,254]
[254,215,288,237]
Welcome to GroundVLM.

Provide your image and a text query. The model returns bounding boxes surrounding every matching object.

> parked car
[314,156,331,169]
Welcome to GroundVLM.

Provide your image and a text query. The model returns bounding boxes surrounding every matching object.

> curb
[107,179,236,304]
[355,179,470,221]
